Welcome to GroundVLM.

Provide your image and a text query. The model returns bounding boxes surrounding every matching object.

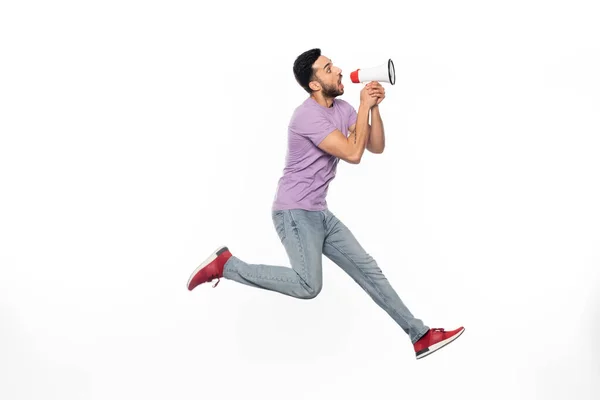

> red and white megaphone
[350,59,395,85]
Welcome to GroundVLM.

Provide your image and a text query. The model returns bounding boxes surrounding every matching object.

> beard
[318,78,343,98]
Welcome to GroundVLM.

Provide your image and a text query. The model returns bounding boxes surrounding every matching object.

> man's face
[311,55,343,98]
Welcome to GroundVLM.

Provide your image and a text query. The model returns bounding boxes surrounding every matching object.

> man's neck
[311,94,334,108]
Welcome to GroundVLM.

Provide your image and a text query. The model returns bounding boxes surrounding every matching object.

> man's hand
[366,81,385,105]
[360,84,379,108]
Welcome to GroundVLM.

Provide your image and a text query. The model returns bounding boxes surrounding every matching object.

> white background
[1,1,599,399]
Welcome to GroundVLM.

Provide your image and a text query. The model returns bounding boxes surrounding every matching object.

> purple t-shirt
[272,97,357,211]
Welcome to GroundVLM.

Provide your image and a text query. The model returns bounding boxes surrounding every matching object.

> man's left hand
[366,81,385,105]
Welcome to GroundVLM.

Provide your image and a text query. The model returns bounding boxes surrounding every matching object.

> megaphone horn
[350,59,395,85]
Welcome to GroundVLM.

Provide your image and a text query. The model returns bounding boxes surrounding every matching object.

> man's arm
[317,102,371,164]
[366,105,385,154]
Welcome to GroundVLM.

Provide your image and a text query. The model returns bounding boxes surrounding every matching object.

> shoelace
[211,275,220,288]
[431,328,446,332]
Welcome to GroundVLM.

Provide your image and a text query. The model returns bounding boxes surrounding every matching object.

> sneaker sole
[186,246,228,290]
[416,327,465,360]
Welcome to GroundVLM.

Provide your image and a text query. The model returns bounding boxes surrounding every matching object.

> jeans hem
[411,327,430,344]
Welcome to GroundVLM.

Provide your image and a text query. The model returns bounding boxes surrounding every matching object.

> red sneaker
[414,327,465,359]
[187,246,232,291]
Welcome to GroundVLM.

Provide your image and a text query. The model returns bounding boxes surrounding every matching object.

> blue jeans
[223,208,429,344]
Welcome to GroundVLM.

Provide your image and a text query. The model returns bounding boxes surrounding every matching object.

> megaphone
[350,59,395,85]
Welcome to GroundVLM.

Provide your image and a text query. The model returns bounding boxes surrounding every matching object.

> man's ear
[308,80,320,92]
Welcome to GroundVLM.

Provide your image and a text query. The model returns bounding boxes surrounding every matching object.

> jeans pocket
[272,210,286,242]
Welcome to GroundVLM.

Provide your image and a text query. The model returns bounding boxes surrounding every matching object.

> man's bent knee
[299,279,323,299]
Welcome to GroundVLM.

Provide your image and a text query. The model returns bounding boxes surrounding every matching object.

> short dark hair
[293,48,321,94]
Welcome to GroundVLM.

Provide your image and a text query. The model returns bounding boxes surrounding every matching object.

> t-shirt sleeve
[290,112,337,147]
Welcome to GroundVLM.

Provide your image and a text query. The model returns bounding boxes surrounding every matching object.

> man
[187,48,464,360]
